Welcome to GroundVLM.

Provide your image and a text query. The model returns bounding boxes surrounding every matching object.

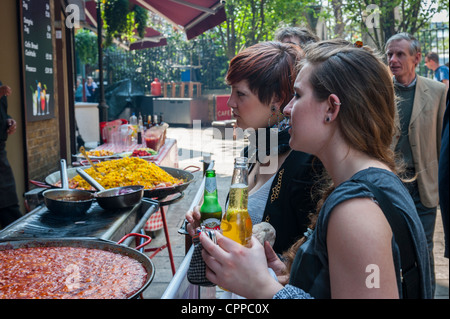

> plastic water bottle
[130,113,138,141]
[130,112,138,126]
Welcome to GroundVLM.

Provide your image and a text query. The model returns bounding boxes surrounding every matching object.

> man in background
[425,52,449,88]
[274,26,318,51]
[385,33,447,296]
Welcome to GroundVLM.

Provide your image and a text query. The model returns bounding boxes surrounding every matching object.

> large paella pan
[39,158,195,199]
[0,235,154,299]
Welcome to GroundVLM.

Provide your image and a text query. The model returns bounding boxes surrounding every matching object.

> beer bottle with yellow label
[221,157,252,247]
[200,170,222,230]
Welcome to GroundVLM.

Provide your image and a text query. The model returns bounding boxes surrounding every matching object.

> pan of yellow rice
[44,157,194,199]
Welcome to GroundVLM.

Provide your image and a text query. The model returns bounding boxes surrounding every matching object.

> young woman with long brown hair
[199,40,432,299]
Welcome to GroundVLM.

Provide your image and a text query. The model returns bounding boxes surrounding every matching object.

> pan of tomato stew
[0,234,154,299]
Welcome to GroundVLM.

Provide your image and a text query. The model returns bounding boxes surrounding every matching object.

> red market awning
[128,27,167,50]
[130,0,226,40]
[83,0,167,50]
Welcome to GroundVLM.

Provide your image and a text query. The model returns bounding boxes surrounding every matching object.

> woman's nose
[227,96,236,108]
[283,101,292,117]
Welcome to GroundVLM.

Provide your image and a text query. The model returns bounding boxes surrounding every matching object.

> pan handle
[76,168,106,192]
[60,159,69,190]
[29,180,51,188]
[117,233,152,250]
[183,165,200,173]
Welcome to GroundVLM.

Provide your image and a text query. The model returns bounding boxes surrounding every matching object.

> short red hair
[225,41,302,110]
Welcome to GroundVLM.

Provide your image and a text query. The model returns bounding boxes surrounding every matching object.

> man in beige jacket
[386,33,447,296]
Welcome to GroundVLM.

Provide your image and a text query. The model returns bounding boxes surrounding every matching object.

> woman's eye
[293,92,300,99]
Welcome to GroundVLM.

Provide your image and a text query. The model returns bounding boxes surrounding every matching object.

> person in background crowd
[74,77,83,102]
[439,92,449,258]
[0,81,22,229]
[425,52,449,88]
[186,41,322,255]
[85,76,97,102]
[274,26,319,51]
[199,39,432,299]
[385,33,447,295]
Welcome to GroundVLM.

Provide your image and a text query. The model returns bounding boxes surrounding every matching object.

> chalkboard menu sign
[21,0,54,121]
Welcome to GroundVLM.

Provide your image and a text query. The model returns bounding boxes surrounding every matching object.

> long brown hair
[225,41,303,110]
[283,39,398,272]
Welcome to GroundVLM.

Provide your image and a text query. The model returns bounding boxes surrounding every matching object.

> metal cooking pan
[42,160,94,215]
[143,166,195,199]
[41,164,195,199]
[29,166,89,189]
[76,168,143,210]
[0,234,154,299]
[46,167,84,187]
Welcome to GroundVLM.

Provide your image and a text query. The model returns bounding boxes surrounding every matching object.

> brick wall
[26,117,60,182]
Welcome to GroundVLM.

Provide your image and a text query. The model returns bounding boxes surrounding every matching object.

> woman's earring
[268,106,276,127]
[325,117,331,123]
[276,110,285,130]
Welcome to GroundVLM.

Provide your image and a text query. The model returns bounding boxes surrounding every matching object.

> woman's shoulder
[320,168,416,228]
[328,168,404,204]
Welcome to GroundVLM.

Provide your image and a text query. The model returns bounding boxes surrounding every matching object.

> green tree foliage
[337,0,448,51]
[75,0,448,92]
[74,29,98,66]
[102,0,149,46]
[217,0,315,58]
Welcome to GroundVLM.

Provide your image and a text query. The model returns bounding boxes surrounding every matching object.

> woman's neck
[318,143,390,187]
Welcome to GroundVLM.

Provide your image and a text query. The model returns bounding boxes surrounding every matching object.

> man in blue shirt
[425,52,449,89]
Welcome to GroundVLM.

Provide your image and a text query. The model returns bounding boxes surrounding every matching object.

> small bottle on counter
[130,113,138,141]
[137,125,142,144]
[138,112,143,127]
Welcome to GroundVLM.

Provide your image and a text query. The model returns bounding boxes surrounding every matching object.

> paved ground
[142,126,449,299]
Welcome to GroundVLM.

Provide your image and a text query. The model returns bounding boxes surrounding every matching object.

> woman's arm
[326,197,399,299]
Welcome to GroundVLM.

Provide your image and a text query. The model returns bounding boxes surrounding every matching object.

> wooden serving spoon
[79,146,105,176]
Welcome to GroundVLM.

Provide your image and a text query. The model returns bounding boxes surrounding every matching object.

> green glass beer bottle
[200,169,222,230]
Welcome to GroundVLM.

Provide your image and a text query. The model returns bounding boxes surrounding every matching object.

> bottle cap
[203,153,211,163]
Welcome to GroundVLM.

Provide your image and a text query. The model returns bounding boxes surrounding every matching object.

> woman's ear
[270,96,283,113]
[325,94,341,122]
